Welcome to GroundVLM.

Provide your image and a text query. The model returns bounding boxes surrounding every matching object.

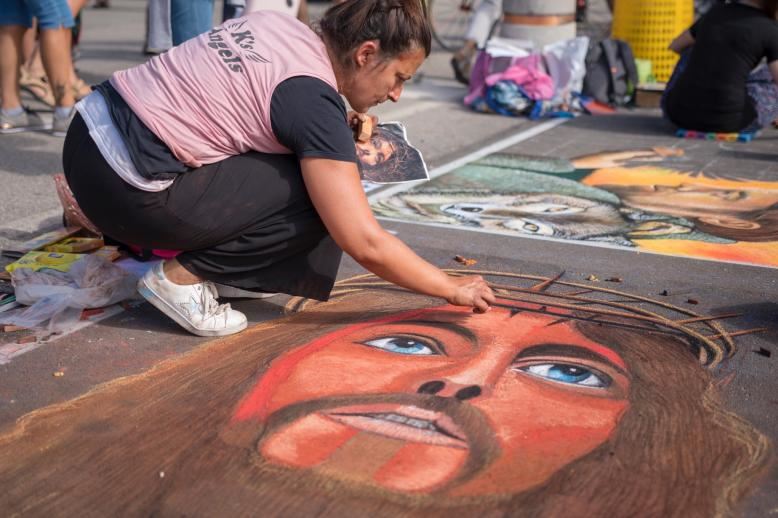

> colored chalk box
[675,129,759,143]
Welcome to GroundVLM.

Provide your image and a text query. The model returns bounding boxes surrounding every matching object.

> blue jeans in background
[0,0,74,29]
[170,0,214,46]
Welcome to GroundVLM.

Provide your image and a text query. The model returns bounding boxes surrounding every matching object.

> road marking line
[376,100,443,123]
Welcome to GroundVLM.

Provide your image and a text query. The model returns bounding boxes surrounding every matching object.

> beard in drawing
[232,302,630,496]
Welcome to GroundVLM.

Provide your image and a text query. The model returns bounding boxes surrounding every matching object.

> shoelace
[198,282,232,319]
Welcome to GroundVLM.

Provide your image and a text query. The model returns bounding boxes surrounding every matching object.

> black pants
[63,113,341,301]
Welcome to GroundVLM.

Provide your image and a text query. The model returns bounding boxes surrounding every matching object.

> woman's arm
[300,157,495,312]
[669,29,695,54]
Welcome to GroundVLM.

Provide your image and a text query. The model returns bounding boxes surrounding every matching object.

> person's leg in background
[451,0,502,85]
[222,0,245,21]
[25,0,78,135]
[170,0,214,46]
[20,22,37,68]
[19,24,57,107]
[21,0,90,107]
[145,0,172,54]
[66,0,90,99]
[0,1,50,133]
[576,0,587,22]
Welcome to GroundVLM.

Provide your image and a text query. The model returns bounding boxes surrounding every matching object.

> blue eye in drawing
[519,363,611,388]
[361,336,438,356]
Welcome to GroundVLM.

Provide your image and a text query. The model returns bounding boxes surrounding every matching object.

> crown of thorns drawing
[287,271,766,369]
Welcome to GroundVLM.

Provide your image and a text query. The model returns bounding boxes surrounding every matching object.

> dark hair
[358,127,425,183]
[503,319,771,518]
[694,203,778,242]
[761,0,778,18]
[318,0,432,67]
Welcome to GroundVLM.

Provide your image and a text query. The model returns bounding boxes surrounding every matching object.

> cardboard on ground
[1,226,82,258]
[5,246,121,274]
[44,237,104,253]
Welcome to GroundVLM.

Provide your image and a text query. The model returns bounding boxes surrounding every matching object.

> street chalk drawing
[372,149,778,267]
[0,272,771,516]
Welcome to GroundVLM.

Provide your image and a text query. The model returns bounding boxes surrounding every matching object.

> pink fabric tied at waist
[127,245,180,259]
[465,53,554,106]
[484,55,554,100]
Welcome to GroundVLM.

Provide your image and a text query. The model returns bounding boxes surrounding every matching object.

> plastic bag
[543,36,590,105]
[0,254,138,336]
[485,55,555,101]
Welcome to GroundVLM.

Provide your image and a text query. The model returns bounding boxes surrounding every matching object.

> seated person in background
[450,0,502,85]
[663,0,778,133]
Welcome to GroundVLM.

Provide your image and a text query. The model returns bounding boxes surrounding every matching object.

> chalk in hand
[355,115,373,143]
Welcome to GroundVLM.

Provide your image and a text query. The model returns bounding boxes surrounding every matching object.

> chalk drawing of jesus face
[232,302,630,496]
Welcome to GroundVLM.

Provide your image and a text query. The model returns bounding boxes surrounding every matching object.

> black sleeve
[688,4,719,39]
[688,17,702,38]
[765,25,778,63]
[270,76,357,163]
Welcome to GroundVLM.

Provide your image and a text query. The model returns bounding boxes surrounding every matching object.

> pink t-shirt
[111,12,338,168]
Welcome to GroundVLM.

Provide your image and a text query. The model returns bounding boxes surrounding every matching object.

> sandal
[72,77,92,100]
[19,69,55,107]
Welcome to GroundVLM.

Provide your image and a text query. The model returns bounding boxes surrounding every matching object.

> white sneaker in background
[214,283,278,299]
[0,107,51,134]
[138,262,247,337]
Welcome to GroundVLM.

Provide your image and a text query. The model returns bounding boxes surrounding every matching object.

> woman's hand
[301,157,496,312]
[347,111,378,142]
[445,275,495,313]
[347,110,377,127]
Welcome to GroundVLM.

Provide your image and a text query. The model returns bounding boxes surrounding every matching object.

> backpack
[583,38,639,107]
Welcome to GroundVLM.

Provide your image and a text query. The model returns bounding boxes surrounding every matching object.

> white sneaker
[138,262,247,337]
[214,283,278,299]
